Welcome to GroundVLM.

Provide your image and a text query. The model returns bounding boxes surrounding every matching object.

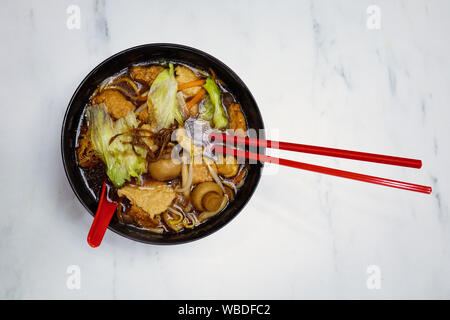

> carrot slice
[185,88,206,110]
[178,79,206,91]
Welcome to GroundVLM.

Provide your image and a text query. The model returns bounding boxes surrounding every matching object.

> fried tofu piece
[228,103,247,136]
[76,129,100,167]
[192,158,218,185]
[130,65,164,86]
[91,90,135,119]
[127,205,161,229]
[138,109,148,122]
[175,65,202,97]
[117,181,176,219]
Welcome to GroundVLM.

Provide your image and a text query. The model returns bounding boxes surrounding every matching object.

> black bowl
[61,43,265,245]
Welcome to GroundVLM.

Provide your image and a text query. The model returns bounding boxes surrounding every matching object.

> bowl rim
[61,43,265,245]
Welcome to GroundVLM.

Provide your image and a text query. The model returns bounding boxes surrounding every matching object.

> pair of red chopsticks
[211,133,432,194]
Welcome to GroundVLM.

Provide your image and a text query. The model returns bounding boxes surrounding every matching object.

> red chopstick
[211,133,422,169]
[212,145,432,194]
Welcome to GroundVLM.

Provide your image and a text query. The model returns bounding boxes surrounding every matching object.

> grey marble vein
[0,0,449,300]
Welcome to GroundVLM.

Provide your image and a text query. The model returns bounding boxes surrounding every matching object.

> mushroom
[148,159,181,181]
[216,155,239,178]
[191,182,224,211]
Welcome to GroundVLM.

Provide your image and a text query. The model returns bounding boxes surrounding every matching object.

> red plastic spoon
[87,181,118,248]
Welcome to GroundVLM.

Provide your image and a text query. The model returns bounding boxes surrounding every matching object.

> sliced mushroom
[148,159,181,181]
[202,192,223,212]
[197,195,229,222]
[191,182,224,211]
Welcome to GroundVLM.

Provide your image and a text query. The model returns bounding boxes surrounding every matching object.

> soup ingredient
[185,88,206,111]
[91,90,136,119]
[104,77,147,102]
[117,181,176,219]
[192,158,218,184]
[135,103,149,122]
[178,160,193,197]
[175,65,202,97]
[136,124,174,162]
[202,192,223,212]
[175,128,203,157]
[177,157,218,194]
[77,130,100,167]
[167,207,184,224]
[183,213,197,229]
[110,77,141,96]
[176,91,190,119]
[228,103,247,136]
[223,185,235,201]
[87,104,147,187]
[134,102,147,114]
[191,181,224,211]
[198,195,229,222]
[216,155,239,177]
[199,96,214,122]
[148,159,181,181]
[221,92,234,108]
[148,63,183,130]
[232,167,247,186]
[163,211,184,232]
[205,160,225,193]
[130,65,164,86]
[203,77,228,129]
[127,205,163,232]
[117,203,134,225]
[178,79,206,91]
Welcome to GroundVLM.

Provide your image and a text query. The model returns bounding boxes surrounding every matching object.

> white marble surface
[0,0,449,299]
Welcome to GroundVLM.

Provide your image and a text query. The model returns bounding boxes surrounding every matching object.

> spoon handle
[87,181,118,248]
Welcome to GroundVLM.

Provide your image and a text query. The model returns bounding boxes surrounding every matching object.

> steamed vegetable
[148,63,183,130]
[203,77,228,129]
[87,104,147,187]
[199,96,214,122]
[178,79,206,91]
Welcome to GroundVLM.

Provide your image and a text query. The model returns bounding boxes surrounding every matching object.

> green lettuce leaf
[148,63,183,130]
[203,77,228,129]
[87,104,147,187]
[199,96,214,122]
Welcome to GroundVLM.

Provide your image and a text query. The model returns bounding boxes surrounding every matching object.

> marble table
[0,0,449,299]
